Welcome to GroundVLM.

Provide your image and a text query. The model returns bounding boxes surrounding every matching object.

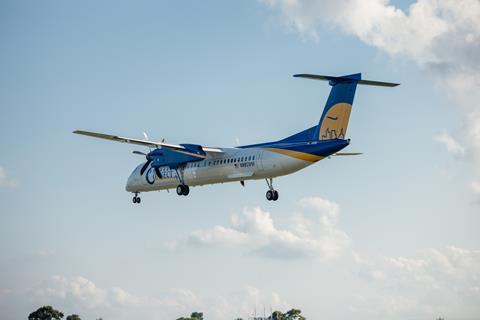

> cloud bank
[353,246,480,318]
[2,196,479,319]
[167,196,480,319]
[0,276,288,320]
[177,197,351,260]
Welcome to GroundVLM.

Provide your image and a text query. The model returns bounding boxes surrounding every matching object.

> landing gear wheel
[176,185,190,196]
[176,185,184,196]
[272,190,279,201]
[266,190,273,201]
[132,195,141,204]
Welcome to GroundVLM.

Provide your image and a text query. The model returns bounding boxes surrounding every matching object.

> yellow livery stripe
[261,148,324,162]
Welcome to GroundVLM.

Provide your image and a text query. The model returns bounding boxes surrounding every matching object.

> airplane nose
[125,171,136,192]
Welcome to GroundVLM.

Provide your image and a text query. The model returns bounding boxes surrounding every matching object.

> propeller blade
[133,151,147,156]
[140,160,152,175]
[155,167,162,179]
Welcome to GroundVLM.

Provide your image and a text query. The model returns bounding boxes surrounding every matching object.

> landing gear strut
[265,178,279,201]
[132,192,141,204]
[174,166,190,196]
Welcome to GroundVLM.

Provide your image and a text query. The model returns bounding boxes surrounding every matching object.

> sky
[0,0,479,319]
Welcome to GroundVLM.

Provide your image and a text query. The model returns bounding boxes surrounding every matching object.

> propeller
[132,150,162,178]
[140,159,152,175]
[133,132,163,178]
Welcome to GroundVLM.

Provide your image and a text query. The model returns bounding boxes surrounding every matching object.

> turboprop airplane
[74,73,398,203]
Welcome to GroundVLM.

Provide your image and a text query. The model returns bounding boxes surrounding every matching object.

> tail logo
[319,103,352,140]
[321,128,346,140]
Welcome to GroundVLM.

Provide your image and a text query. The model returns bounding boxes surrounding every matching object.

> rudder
[315,73,360,140]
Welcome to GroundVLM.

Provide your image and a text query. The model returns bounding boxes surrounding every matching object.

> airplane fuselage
[126,139,349,193]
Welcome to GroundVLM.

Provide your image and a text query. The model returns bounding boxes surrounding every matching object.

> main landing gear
[174,166,190,197]
[132,192,141,204]
[176,184,190,196]
[265,178,279,201]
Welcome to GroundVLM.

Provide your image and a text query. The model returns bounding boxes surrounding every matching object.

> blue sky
[1,1,479,319]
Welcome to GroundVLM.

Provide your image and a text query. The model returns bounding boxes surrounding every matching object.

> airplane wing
[73,130,223,153]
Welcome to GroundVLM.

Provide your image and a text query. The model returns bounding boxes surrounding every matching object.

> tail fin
[294,73,399,140]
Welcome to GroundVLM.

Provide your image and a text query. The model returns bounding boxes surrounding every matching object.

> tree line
[175,308,306,320]
[28,305,306,320]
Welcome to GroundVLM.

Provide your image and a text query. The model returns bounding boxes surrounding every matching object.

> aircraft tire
[183,185,190,196]
[176,185,183,196]
[273,190,279,201]
[266,190,273,201]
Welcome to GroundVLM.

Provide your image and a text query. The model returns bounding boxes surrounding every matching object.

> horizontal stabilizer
[294,74,400,87]
[332,152,363,156]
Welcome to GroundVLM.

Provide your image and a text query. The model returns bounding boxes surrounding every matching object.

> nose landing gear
[132,193,141,204]
[265,178,279,201]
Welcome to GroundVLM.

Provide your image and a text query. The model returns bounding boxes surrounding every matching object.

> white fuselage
[125,147,318,193]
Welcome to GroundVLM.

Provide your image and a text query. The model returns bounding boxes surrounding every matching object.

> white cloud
[260,0,480,194]
[435,129,465,156]
[30,276,107,309]
[472,180,480,194]
[0,166,18,188]
[209,285,290,320]
[179,197,351,260]
[261,0,480,67]
[188,225,249,247]
[351,246,480,318]
[23,275,201,319]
